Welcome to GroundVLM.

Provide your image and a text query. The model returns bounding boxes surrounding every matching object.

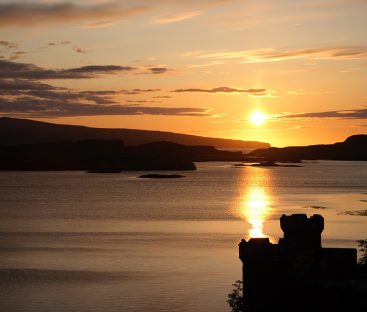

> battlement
[280,213,324,248]
[238,214,358,312]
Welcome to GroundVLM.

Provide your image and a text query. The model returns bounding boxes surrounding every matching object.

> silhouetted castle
[239,214,366,312]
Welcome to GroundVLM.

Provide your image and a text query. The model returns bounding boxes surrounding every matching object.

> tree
[357,239,367,266]
[227,280,244,312]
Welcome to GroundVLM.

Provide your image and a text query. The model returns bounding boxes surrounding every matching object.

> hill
[0,140,247,172]
[248,135,367,161]
[0,117,270,149]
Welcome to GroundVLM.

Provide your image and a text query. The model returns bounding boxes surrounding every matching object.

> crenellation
[239,214,359,312]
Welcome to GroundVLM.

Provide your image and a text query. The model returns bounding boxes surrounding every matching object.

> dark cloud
[0,79,59,91]
[122,91,140,95]
[280,108,367,119]
[9,51,26,60]
[0,78,209,117]
[173,86,273,96]
[0,40,25,60]
[0,40,18,49]
[0,79,115,104]
[125,99,161,104]
[66,65,132,73]
[0,97,208,118]
[0,2,150,28]
[132,88,161,92]
[0,60,136,79]
[45,41,88,54]
[73,46,87,54]
[80,90,119,96]
[48,41,71,47]
[153,96,171,99]
[121,88,161,95]
[127,100,148,103]
[29,90,115,105]
[148,67,170,74]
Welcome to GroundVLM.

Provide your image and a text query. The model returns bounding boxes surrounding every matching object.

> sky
[0,0,367,146]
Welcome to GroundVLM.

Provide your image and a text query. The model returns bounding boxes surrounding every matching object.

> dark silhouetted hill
[128,141,245,161]
[0,117,270,149]
[248,135,367,161]
[0,139,247,172]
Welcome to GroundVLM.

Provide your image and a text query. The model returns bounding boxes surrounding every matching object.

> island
[138,174,186,179]
[250,161,303,167]
[232,161,302,168]
[0,139,249,172]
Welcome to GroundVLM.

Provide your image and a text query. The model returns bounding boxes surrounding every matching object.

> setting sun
[250,111,266,126]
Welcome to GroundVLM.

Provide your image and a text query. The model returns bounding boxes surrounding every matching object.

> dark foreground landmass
[0,140,247,172]
[248,135,367,161]
[0,117,270,149]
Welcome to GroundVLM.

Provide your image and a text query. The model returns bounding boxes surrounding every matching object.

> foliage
[357,239,367,266]
[227,280,244,312]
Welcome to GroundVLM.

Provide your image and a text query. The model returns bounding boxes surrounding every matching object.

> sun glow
[250,111,266,125]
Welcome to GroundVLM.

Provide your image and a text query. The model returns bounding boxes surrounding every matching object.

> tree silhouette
[357,239,367,266]
[227,280,244,312]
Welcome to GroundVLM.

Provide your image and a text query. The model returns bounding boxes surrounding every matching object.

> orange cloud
[279,108,367,119]
[172,86,276,97]
[152,12,200,24]
[0,2,151,28]
[192,47,367,63]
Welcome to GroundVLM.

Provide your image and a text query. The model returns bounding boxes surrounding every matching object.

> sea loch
[0,161,366,312]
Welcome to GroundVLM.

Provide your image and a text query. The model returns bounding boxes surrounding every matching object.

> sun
[250,111,266,126]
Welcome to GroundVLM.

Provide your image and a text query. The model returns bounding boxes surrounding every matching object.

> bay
[0,161,366,312]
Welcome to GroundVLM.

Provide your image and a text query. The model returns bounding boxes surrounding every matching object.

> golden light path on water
[241,187,270,237]
[234,167,273,239]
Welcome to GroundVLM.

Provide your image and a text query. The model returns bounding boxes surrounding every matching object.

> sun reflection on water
[234,168,273,239]
[239,187,270,238]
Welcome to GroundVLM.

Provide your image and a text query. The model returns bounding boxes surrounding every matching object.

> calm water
[0,161,367,312]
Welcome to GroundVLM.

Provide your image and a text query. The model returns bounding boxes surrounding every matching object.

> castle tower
[279,214,324,248]
[238,214,357,312]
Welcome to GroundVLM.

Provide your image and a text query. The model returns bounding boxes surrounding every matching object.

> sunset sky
[1,0,367,146]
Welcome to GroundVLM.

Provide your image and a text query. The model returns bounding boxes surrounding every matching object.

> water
[0,161,366,312]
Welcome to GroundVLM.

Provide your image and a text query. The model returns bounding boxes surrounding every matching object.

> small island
[138,174,186,179]
[231,161,303,168]
[251,161,303,167]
